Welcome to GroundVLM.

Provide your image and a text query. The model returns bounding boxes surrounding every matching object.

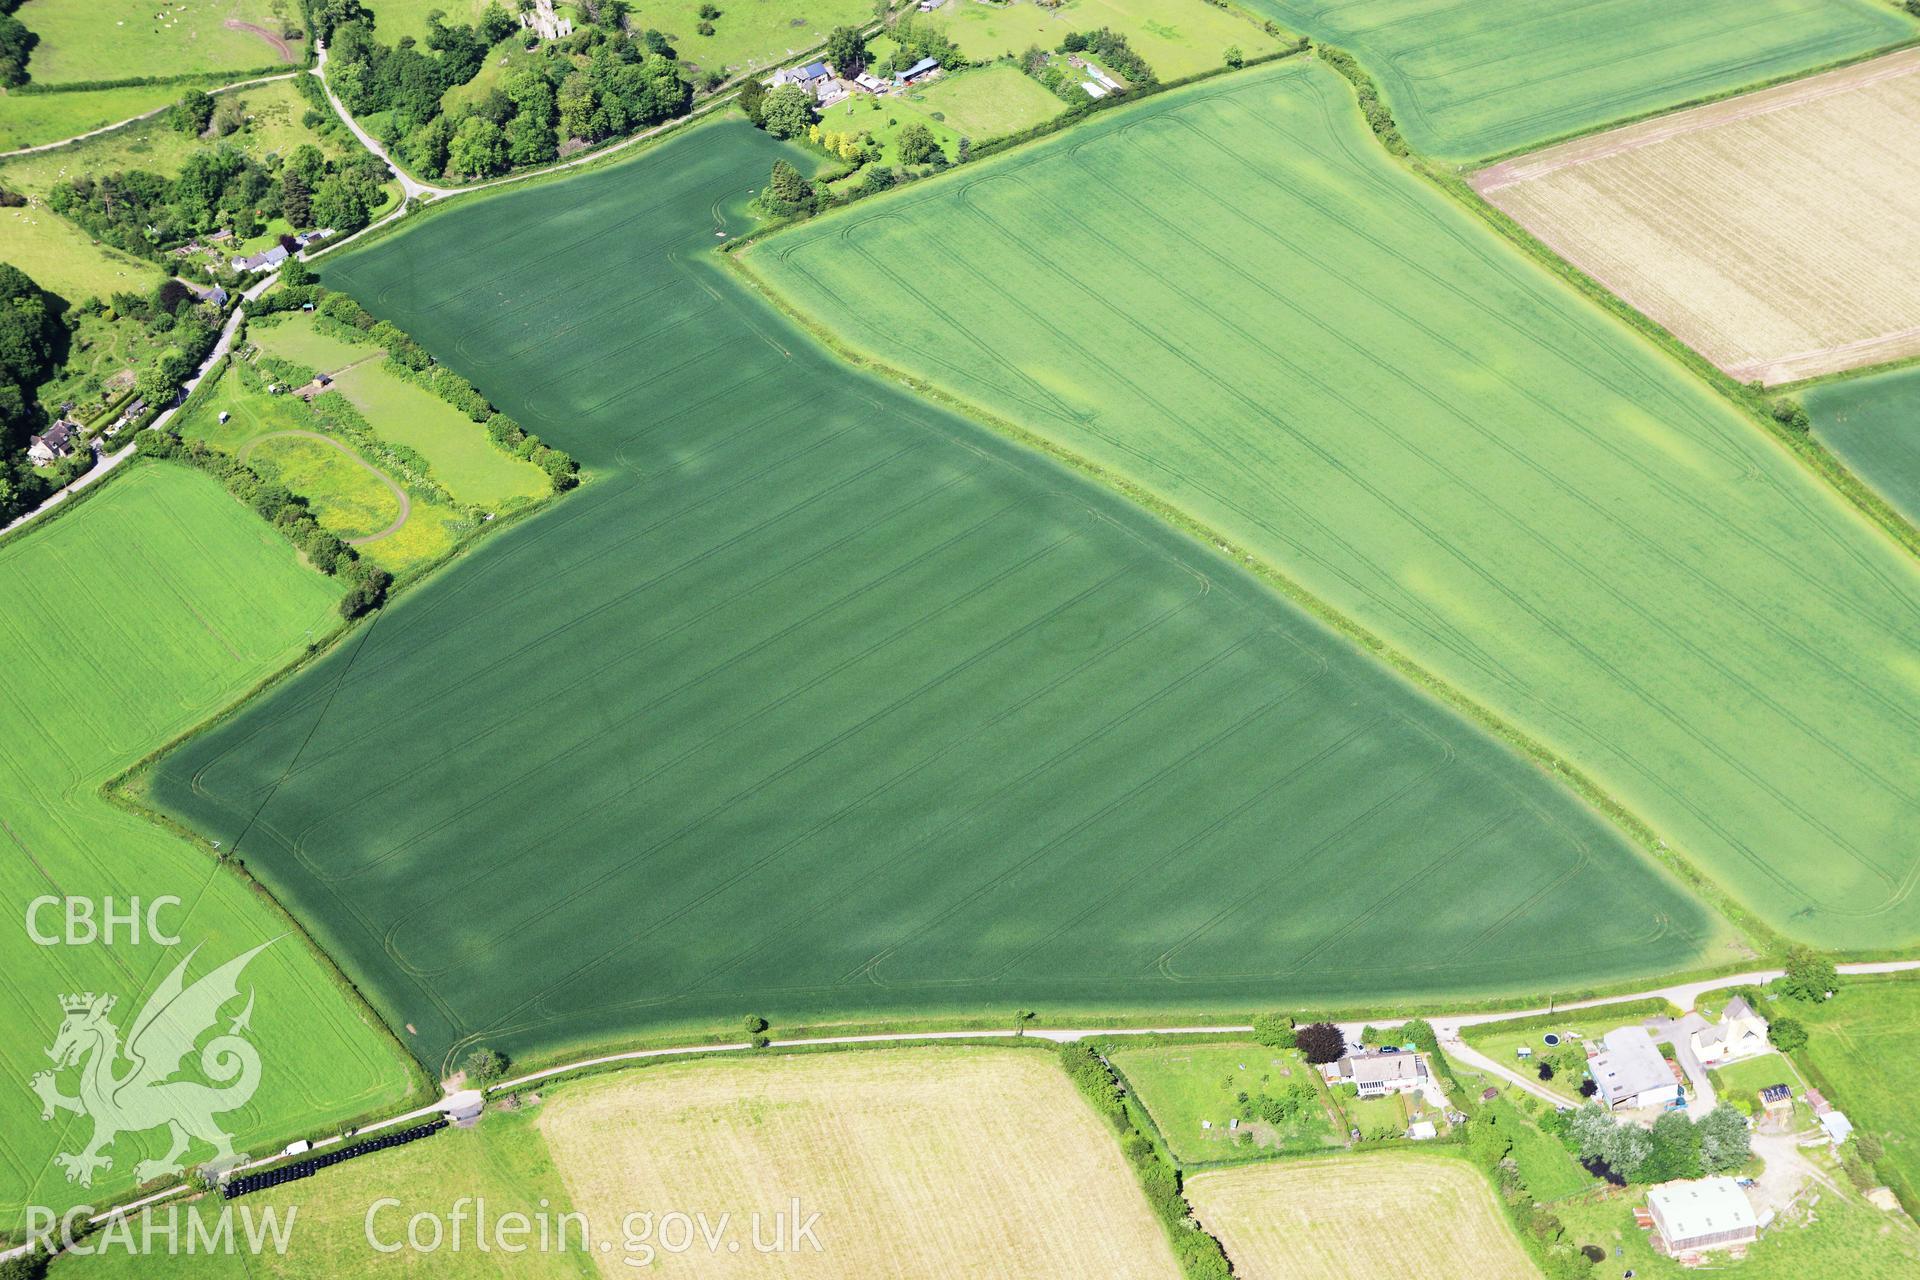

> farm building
[1647,1177,1759,1255]
[1759,1083,1793,1117]
[1820,1111,1854,1145]
[26,421,77,465]
[1804,1087,1832,1115]
[896,57,941,86]
[1590,1026,1682,1111]
[1335,1049,1427,1098]
[1689,997,1767,1065]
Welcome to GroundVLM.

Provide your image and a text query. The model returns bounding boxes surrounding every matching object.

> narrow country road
[5,957,1917,1260]
[1,271,275,538]
[0,73,299,159]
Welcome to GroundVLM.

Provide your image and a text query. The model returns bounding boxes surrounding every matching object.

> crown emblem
[60,993,111,1014]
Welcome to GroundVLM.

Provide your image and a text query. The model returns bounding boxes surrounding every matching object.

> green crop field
[1796,977,1920,1209]
[1807,366,1920,531]
[0,464,416,1229]
[1108,1040,1340,1163]
[1235,0,1914,161]
[910,64,1064,142]
[743,60,1920,951]
[0,78,228,152]
[625,0,875,77]
[15,0,300,87]
[941,0,1285,82]
[53,1109,590,1278]
[141,116,1716,1077]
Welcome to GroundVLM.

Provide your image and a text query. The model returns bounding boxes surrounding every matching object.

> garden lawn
[0,78,227,152]
[744,60,1920,951]
[1107,1041,1339,1164]
[143,116,1718,1077]
[941,0,1285,82]
[1707,1049,1806,1115]
[1556,1175,1920,1279]
[0,464,416,1230]
[1237,0,1915,162]
[909,64,1063,141]
[14,0,301,86]
[1795,976,1920,1209]
[1807,364,1920,531]
[1462,1014,1638,1104]
[819,91,956,178]
[53,1109,590,1278]
[625,0,875,77]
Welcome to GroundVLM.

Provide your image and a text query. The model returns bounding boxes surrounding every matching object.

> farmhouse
[1689,997,1767,1065]
[26,420,77,464]
[1336,1049,1427,1098]
[231,244,290,273]
[1647,1177,1758,1256]
[1590,1026,1682,1111]
[773,62,834,99]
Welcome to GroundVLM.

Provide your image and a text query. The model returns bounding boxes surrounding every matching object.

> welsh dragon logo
[30,942,269,1187]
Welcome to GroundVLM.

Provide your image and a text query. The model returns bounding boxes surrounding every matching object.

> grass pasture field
[939,0,1285,82]
[0,464,415,1230]
[53,1110,592,1278]
[0,78,348,200]
[14,0,300,87]
[326,360,549,509]
[0,199,162,301]
[1107,1041,1341,1163]
[1235,0,1915,161]
[744,60,1920,951]
[625,0,875,77]
[537,1047,1180,1278]
[1475,49,1920,385]
[1807,364,1920,530]
[0,78,230,152]
[1185,1153,1536,1280]
[140,116,1720,1076]
[1795,977,1920,1208]
[175,328,471,573]
[909,63,1064,141]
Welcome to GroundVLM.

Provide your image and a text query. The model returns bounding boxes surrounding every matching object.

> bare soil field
[1475,48,1920,384]
[1186,1154,1536,1280]
[536,1047,1180,1278]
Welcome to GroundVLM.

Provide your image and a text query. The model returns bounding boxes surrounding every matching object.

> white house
[1690,996,1768,1065]
[1590,1026,1682,1111]
[1336,1049,1427,1098]
[26,420,76,465]
[1647,1177,1758,1255]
